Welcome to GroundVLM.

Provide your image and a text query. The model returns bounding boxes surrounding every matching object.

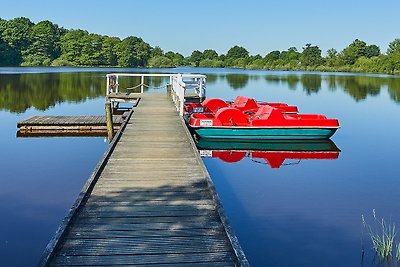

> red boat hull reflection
[197,139,340,168]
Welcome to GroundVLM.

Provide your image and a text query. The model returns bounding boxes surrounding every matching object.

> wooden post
[105,101,114,142]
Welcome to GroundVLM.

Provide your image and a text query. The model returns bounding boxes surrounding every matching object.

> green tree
[231,58,249,68]
[281,47,300,61]
[0,36,19,66]
[327,48,338,58]
[387,39,400,55]
[165,51,185,66]
[340,39,368,65]
[365,45,380,58]
[0,17,33,64]
[190,50,203,67]
[132,38,152,66]
[147,56,174,68]
[22,20,64,66]
[276,47,300,69]
[115,36,152,67]
[246,58,264,69]
[0,17,33,51]
[101,36,120,66]
[199,59,224,68]
[79,33,104,66]
[325,48,340,67]
[202,49,218,60]
[226,45,249,59]
[301,43,322,66]
[59,29,88,65]
[386,39,400,74]
[265,50,280,61]
[264,50,280,69]
[224,46,249,67]
[151,46,164,57]
[353,56,386,73]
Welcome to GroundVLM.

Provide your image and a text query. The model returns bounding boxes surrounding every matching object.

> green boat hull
[196,139,340,151]
[193,127,338,140]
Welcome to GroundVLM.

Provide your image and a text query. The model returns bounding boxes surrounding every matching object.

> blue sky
[1,0,399,56]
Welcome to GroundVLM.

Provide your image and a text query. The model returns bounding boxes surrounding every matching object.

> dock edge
[36,109,134,267]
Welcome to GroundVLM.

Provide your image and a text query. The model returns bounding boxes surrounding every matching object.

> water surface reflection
[197,139,340,168]
[0,68,400,266]
[1,71,400,114]
[204,71,400,103]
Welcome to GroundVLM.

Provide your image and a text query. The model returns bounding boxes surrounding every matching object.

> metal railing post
[141,75,144,94]
[106,76,110,96]
[116,76,119,94]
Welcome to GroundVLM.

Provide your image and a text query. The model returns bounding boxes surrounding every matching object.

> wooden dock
[17,115,125,135]
[39,93,248,266]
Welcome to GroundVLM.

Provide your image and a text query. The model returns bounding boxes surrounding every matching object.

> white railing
[106,73,175,95]
[106,73,206,116]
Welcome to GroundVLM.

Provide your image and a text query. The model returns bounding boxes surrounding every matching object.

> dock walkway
[41,93,247,266]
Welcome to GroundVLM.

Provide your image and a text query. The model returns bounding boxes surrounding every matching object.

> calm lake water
[0,67,399,266]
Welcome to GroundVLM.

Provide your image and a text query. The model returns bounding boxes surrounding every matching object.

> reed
[362,210,397,259]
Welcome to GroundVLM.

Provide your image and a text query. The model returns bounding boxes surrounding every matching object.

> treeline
[1,17,400,74]
[188,41,400,75]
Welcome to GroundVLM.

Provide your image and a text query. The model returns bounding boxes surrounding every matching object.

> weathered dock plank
[17,115,125,137]
[40,93,248,266]
[18,115,124,128]
[48,252,235,266]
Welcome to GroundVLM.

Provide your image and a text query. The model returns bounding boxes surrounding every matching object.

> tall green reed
[362,209,398,261]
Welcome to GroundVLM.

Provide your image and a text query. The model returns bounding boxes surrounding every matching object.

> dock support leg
[105,101,114,142]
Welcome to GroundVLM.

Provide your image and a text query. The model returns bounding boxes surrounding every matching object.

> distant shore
[1,17,400,75]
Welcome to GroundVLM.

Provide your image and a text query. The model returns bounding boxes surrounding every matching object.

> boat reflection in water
[196,139,340,168]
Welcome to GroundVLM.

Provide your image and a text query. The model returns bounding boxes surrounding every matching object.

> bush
[50,58,73,66]
[147,56,174,68]
[199,59,224,68]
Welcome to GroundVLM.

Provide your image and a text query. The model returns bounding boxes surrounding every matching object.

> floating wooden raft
[17,115,124,134]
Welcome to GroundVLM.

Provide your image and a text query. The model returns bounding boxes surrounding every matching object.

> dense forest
[1,17,400,74]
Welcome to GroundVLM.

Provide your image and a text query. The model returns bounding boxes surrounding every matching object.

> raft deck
[17,115,125,135]
[39,93,248,266]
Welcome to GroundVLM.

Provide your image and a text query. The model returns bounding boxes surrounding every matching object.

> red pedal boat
[185,96,298,115]
[185,96,339,140]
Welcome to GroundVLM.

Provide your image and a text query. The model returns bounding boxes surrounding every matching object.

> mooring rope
[126,83,169,90]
